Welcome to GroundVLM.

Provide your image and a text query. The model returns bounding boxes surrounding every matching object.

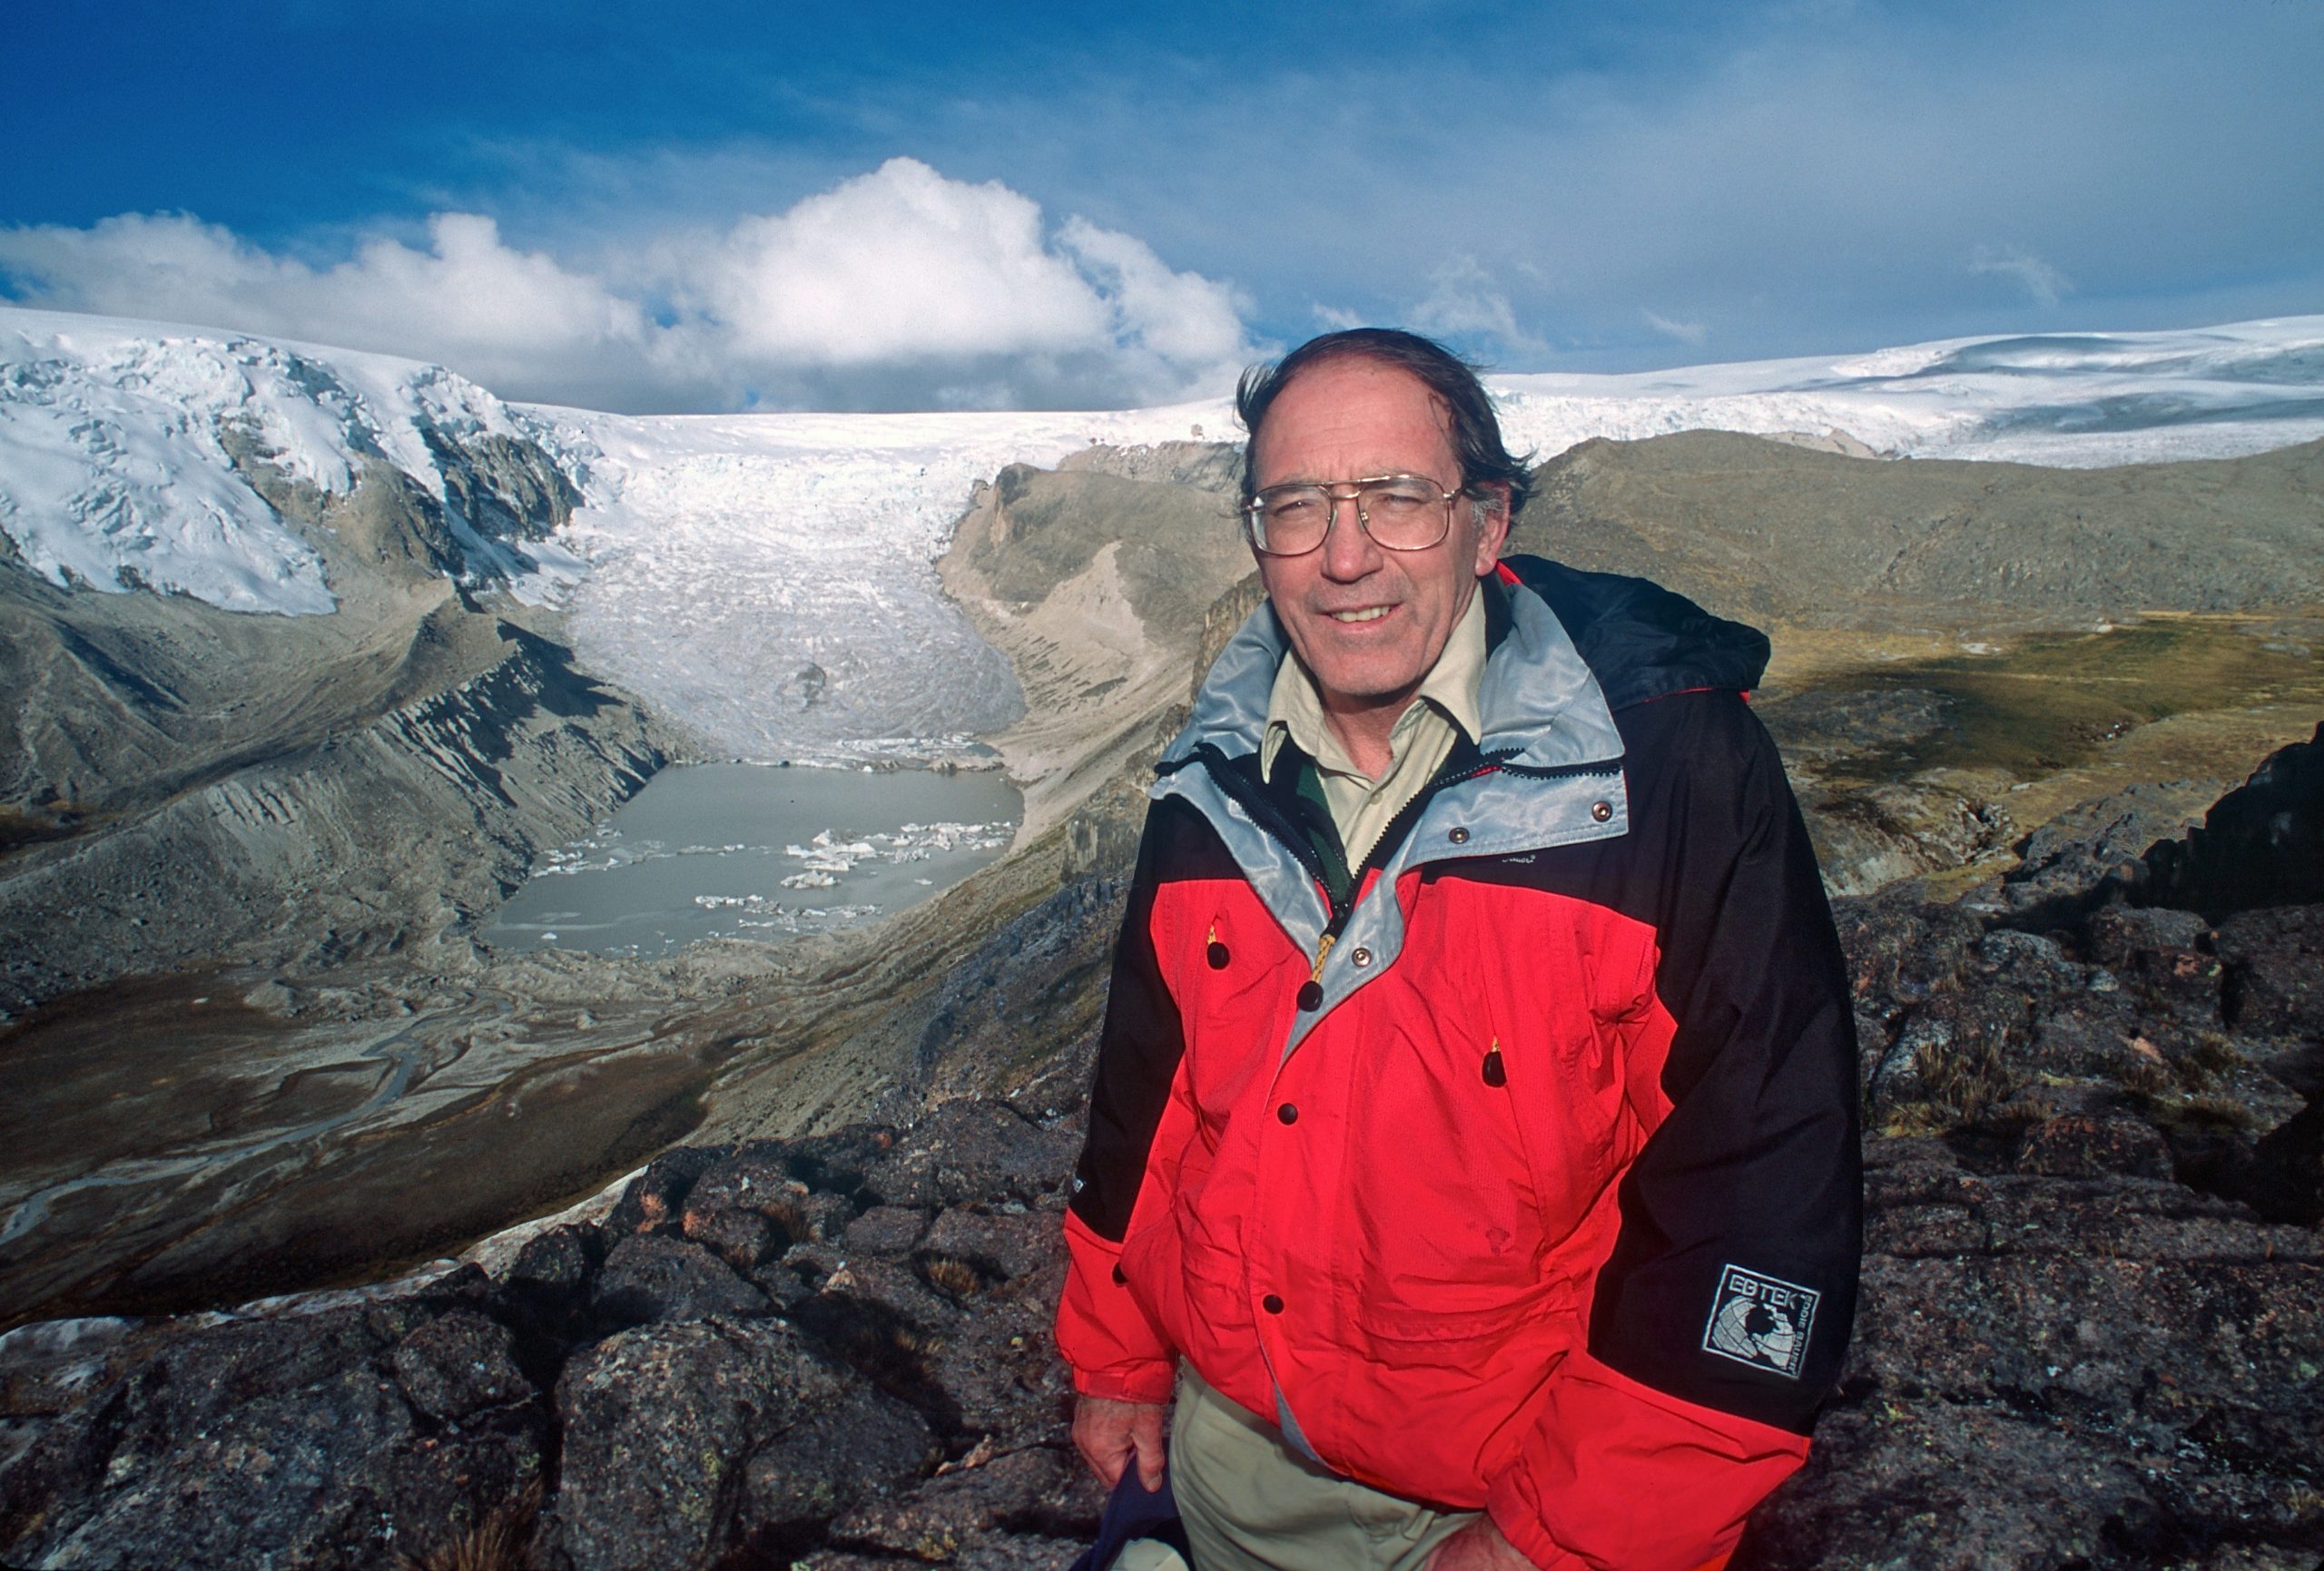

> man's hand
[1072,1394,1168,1490]
[1425,1518,1540,1571]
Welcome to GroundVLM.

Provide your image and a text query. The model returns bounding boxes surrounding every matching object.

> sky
[2,0,2319,413]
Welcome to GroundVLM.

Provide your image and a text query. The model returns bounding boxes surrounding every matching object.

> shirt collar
[1261,582,1490,783]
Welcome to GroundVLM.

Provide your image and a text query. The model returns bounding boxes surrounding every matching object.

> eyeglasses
[1241,474,1467,557]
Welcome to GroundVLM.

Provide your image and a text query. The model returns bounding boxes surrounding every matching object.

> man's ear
[1471,483,1512,574]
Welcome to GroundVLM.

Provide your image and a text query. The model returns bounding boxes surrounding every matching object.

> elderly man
[1055,329,1860,1571]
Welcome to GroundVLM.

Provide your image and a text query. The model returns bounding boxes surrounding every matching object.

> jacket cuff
[1055,1211,1177,1401]
[1070,1362,1179,1404]
[1484,1350,1808,1571]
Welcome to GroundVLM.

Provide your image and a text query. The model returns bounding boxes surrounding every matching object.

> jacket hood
[1500,554,1769,710]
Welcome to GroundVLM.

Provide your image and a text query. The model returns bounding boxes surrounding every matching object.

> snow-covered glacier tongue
[522,402,1231,763]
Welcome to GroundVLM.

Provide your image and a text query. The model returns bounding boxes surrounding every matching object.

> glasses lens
[1358,477,1452,548]
[1252,485,1331,555]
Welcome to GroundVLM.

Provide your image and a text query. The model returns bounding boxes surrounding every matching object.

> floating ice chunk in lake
[782,870,842,889]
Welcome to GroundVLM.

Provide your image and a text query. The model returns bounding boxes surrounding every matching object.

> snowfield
[4,304,2320,761]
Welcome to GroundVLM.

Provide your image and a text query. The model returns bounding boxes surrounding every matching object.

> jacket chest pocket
[1427,879,1652,1240]
[1173,906,1294,1142]
[1330,996,1555,1318]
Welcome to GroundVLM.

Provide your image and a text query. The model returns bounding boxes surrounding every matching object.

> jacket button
[1447,826,1471,845]
[1262,1293,1285,1314]
[1112,1263,1128,1284]
[1350,948,1372,967]
[1591,800,1614,823]
[1277,1103,1298,1124]
[1206,940,1230,969]
[1295,979,1323,1010]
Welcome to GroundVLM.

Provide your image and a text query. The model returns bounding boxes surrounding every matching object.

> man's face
[1248,357,1509,722]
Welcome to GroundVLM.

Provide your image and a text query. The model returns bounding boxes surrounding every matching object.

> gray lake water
[487,762,1020,957]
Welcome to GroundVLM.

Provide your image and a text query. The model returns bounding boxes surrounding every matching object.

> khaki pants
[1168,1366,1480,1571]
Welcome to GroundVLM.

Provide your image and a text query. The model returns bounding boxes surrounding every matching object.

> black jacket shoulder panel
[1501,554,1771,708]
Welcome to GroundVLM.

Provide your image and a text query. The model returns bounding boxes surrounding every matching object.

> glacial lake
[487,762,1020,957]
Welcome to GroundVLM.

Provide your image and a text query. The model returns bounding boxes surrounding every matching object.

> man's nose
[1318,491,1382,576]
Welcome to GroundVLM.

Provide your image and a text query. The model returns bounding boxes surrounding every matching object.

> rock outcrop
[939,452,1252,856]
[4,729,2317,1570]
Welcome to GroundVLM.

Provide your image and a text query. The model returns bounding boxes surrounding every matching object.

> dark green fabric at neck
[1290,755,1354,910]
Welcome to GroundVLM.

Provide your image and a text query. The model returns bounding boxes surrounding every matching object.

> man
[1055,329,1861,1571]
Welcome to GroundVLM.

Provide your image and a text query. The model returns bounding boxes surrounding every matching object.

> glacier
[4,303,2321,763]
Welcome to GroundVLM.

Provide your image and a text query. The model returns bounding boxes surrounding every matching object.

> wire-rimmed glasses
[1241,474,1467,556]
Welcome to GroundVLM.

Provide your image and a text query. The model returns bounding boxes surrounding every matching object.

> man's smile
[1324,605,1395,623]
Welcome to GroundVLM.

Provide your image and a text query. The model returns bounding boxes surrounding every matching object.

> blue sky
[4,0,2319,411]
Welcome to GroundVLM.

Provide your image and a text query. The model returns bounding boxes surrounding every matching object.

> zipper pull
[1482,1037,1507,1087]
[1295,933,1334,1012]
[1206,923,1229,970]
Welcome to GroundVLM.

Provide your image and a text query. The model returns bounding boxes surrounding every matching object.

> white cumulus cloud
[0,160,1256,412]
[0,211,651,407]
[1409,257,1548,359]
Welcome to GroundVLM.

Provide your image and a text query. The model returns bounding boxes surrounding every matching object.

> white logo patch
[1701,1264,1818,1380]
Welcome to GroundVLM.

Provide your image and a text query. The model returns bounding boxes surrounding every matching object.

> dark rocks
[747,1382,942,1537]
[0,1095,1088,1568]
[684,1143,813,1232]
[605,1144,734,1238]
[2143,722,2324,920]
[861,1101,1080,1209]
[687,1205,785,1272]
[509,1222,602,1294]
[817,1444,1101,1566]
[1741,1139,2324,1571]
[392,1307,531,1422]
[1769,734,2324,1566]
[2000,780,2225,920]
[593,1234,772,1326]
[0,1297,547,1571]
[2216,905,2324,1042]
[920,1206,1060,1289]
[2014,1114,2175,1180]
[845,1204,934,1254]
[543,1317,930,1571]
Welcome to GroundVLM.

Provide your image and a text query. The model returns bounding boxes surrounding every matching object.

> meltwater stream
[488,761,1020,957]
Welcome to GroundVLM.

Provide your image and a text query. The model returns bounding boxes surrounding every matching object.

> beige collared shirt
[1260,584,1489,870]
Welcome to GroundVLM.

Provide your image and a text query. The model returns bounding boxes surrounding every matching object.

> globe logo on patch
[1701,1264,1819,1380]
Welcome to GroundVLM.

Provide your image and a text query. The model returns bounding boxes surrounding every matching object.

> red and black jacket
[1057,555,1862,1571]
